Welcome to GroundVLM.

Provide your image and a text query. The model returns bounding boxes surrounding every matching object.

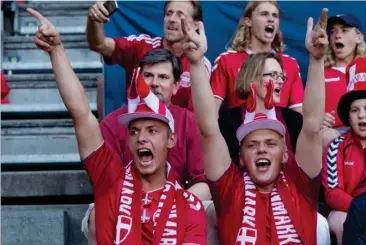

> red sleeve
[1,72,10,104]
[100,114,123,161]
[103,34,157,68]
[209,163,243,217]
[285,154,320,209]
[185,111,206,187]
[210,54,228,101]
[322,137,353,212]
[288,60,304,109]
[83,142,124,196]
[183,199,207,245]
[187,57,212,111]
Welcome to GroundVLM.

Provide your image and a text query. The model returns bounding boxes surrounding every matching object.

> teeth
[138,149,150,153]
[257,159,270,164]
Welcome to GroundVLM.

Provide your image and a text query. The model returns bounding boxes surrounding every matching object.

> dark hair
[163,1,203,22]
[139,49,182,82]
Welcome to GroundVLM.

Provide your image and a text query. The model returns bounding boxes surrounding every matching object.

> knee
[317,213,331,245]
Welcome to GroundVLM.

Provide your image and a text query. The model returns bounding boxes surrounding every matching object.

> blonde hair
[235,52,283,99]
[325,28,366,68]
[230,1,285,52]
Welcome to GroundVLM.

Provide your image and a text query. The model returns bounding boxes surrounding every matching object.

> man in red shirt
[27,8,207,245]
[210,1,304,113]
[84,49,211,244]
[323,14,365,130]
[322,57,366,245]
[183,7,329,244]
[87,0,211,111]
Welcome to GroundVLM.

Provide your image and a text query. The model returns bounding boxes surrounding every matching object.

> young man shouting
[183,7,330,245]
[27,8,206,245]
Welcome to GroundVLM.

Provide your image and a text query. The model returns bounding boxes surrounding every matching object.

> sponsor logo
[180,72,191,88]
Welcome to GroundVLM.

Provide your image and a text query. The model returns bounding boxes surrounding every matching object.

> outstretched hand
[305,8,329,60]
[26,8,61,53]
[181,17,207,64]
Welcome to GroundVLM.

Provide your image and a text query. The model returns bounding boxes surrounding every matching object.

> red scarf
[114,162,185,245]
[236,172,302,245]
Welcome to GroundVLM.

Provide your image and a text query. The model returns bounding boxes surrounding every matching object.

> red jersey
[211,158,320,245]
[210,50,304,109]
[322,131,366,213]
[84,143,207,245]
[1,71,10,104]
[104,34,212,111]
[324,67,347,128]
[100,104,206,188]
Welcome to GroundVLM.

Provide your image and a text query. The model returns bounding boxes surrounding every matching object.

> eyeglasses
[262,72,287,82]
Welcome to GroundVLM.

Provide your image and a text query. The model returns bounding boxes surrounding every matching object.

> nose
[257,142,267,154]
[359,108,366,119]
[149,75,159,88]
[137,130,148,144]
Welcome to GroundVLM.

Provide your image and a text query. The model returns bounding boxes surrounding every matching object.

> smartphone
[103,0,118,17]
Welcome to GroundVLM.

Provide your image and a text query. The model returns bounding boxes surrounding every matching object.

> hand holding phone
[103,0,118,17]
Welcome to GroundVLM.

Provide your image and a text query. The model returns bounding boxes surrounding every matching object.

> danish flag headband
[236,80,286,143]
[118,68,175,132]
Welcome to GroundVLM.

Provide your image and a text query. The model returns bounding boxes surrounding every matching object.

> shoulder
[212,50,243,69]
[325,134,347,158]
[101,106,128,125]
[279,53,300,68]
[125,34,162,48]
[182,190,205,212]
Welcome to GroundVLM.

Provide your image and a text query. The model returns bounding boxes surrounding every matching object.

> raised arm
[27,8,103,160]
[296,9,328,178]
[181,18,231,181]
[86,1,115,58]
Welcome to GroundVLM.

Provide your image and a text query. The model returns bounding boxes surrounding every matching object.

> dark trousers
[343,192,366,245]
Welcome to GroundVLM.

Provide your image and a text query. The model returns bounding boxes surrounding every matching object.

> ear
[244,17,252,27]
[194,20,199,31]
[167,132,177,149]
[282,151,288,164]
[355,31,364,44]
[172,81,180,95]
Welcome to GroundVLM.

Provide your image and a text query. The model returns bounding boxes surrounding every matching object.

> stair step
[1,170,92,197]
[2,205,89,245]
[3,35,102,72]
[18,9,88,35]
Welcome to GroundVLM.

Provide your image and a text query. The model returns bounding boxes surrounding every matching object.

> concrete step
[2,205,89,245]
[17,7,89,35]
[1,119,80,165]
[1,170,92,197]
[1,73,98,114]
[3,35,102,72]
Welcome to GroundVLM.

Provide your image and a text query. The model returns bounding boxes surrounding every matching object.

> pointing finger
[26,8,48,24]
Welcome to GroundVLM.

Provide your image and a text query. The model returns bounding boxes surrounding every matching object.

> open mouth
[358,122,366,129]
[137,148,154,164]
[255,159,271,171]
[265,25,275,34]
[167,26,178,31]
[335,42,344,50]
[274,87,281,95]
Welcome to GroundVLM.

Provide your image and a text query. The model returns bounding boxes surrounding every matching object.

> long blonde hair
[230,1,285,52]
[236,52,283,99]
[325,29,366,68]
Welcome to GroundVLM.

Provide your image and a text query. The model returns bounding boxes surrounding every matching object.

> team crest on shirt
[114,215,132,244]
[180,72,191,87]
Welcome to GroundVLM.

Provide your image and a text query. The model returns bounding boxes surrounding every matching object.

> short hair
[163,0,203,22]
[139,49,182,82]
[235,52,283,100]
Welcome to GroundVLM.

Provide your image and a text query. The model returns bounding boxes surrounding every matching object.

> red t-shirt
[104,34,212,111]
[210,50,304,109]
[100,104,206,188]
[322,131,366,213]
[83,143,207,245]
[211,159,320,245]
[1,71,10,104]
[324,67,347,128]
